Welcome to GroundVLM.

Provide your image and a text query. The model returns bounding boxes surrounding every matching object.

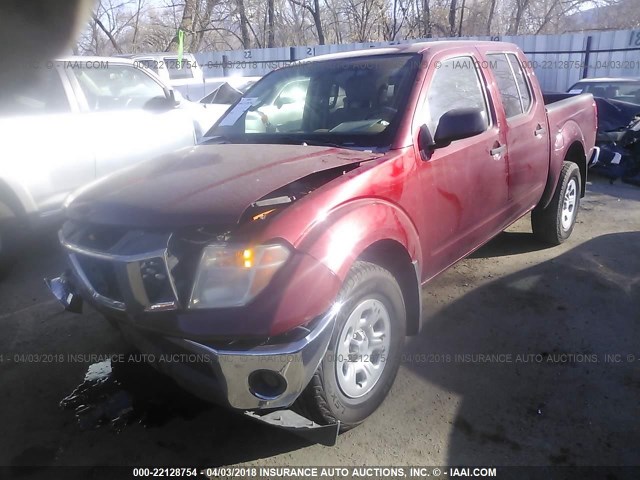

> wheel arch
[298,199,423,336]
[538,140,587,210]
[358,239,422,336]
[564,142,587,197]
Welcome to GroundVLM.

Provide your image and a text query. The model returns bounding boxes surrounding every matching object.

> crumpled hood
[66,144,381,228]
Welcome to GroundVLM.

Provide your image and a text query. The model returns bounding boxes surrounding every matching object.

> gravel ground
[0,177,638,477]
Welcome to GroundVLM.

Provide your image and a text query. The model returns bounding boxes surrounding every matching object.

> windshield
[206,53,421,148]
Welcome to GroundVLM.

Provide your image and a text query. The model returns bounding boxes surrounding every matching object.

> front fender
[297,198,423,282]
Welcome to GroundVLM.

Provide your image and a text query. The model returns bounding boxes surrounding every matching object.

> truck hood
[66,144,381,228]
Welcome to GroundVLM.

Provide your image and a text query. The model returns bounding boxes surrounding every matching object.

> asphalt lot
[0,177,639,477]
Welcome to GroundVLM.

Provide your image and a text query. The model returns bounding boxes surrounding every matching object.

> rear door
[414,52,509,277]
[485,51,549,208]
[68,62,196,178]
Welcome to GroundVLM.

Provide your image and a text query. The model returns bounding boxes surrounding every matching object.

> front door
[415,53,509,278]
[69,62,195,178]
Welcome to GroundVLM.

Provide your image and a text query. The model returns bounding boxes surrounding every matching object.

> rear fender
[538,120,587,209]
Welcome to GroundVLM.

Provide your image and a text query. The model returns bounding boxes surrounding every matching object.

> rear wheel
[532,161,581,245]
[296,261,406,431]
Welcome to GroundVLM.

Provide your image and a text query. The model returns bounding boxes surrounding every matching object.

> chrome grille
[75,255,124,303]
[61,226,178,312]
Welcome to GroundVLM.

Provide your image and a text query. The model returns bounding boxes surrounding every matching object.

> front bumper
[118,308,336,410]
[49,225,340,410]
[49,271,337,410]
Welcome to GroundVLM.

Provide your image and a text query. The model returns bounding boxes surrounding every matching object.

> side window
[487,53,523,118]
[76,64,166,111]
[507,53,532,112]
[425,56,488,134]
[0,68,70,116]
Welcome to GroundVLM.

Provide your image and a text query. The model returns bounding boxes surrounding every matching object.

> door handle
[490,144,506,156]
[534,124,545,136]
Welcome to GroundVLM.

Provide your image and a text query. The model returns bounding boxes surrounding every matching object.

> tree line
[77,0,640,55]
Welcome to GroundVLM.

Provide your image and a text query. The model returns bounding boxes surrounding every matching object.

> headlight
[188,243,290,309]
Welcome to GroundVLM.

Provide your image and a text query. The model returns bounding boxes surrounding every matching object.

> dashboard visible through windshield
[206,53,421,149]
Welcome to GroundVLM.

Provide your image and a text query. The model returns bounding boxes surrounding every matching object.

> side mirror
[171,89,185,105]
[144,94,178,111]
[418,124,435,160]
[433,108,487,148]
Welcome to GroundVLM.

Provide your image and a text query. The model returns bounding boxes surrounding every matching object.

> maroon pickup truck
[48,41,597,440]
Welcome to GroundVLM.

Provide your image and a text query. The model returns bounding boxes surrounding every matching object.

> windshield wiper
[201,134,233,144]
[276,136,352,149]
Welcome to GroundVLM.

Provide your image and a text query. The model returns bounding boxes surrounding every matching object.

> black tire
[532,161,581,245]
[296,261,406,432]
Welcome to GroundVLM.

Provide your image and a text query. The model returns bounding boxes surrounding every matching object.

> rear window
[164,58,194,80]
[507,53,532,113]
[487,53,523,119]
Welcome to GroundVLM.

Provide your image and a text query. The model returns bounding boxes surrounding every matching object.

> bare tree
[166,0,196,50]
[289,0,325,44]
[92,13,123,53]
[237,0,251,47]
[267,0,276,46]
[74,0,634,56]
[448,0,457,36]
[486,0,497,35]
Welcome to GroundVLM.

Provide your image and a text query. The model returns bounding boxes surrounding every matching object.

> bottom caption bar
[2,466,639,480]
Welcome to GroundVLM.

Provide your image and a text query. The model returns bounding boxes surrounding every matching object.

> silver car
[0,56,198,270]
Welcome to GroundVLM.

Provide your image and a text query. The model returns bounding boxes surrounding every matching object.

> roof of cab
[299,40,520,63]
[55,55,136,64]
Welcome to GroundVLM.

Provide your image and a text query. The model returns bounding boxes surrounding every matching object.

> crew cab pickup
[48,42,597,439]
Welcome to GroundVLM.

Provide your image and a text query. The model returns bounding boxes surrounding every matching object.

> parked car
[184,76,261,137]
[553,83,640,182]
[48,42,597,442]
[124,53,229,101]
[568,77,640,104]
[199,76,261,105]
[0,56,199,270]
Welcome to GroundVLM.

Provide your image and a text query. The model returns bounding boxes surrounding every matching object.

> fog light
[248,370,287,400]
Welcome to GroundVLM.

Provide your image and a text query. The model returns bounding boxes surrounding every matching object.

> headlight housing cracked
[188,243,290,309]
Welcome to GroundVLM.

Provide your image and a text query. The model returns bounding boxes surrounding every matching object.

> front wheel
[532,161,581,245]
[296,261,406,432]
